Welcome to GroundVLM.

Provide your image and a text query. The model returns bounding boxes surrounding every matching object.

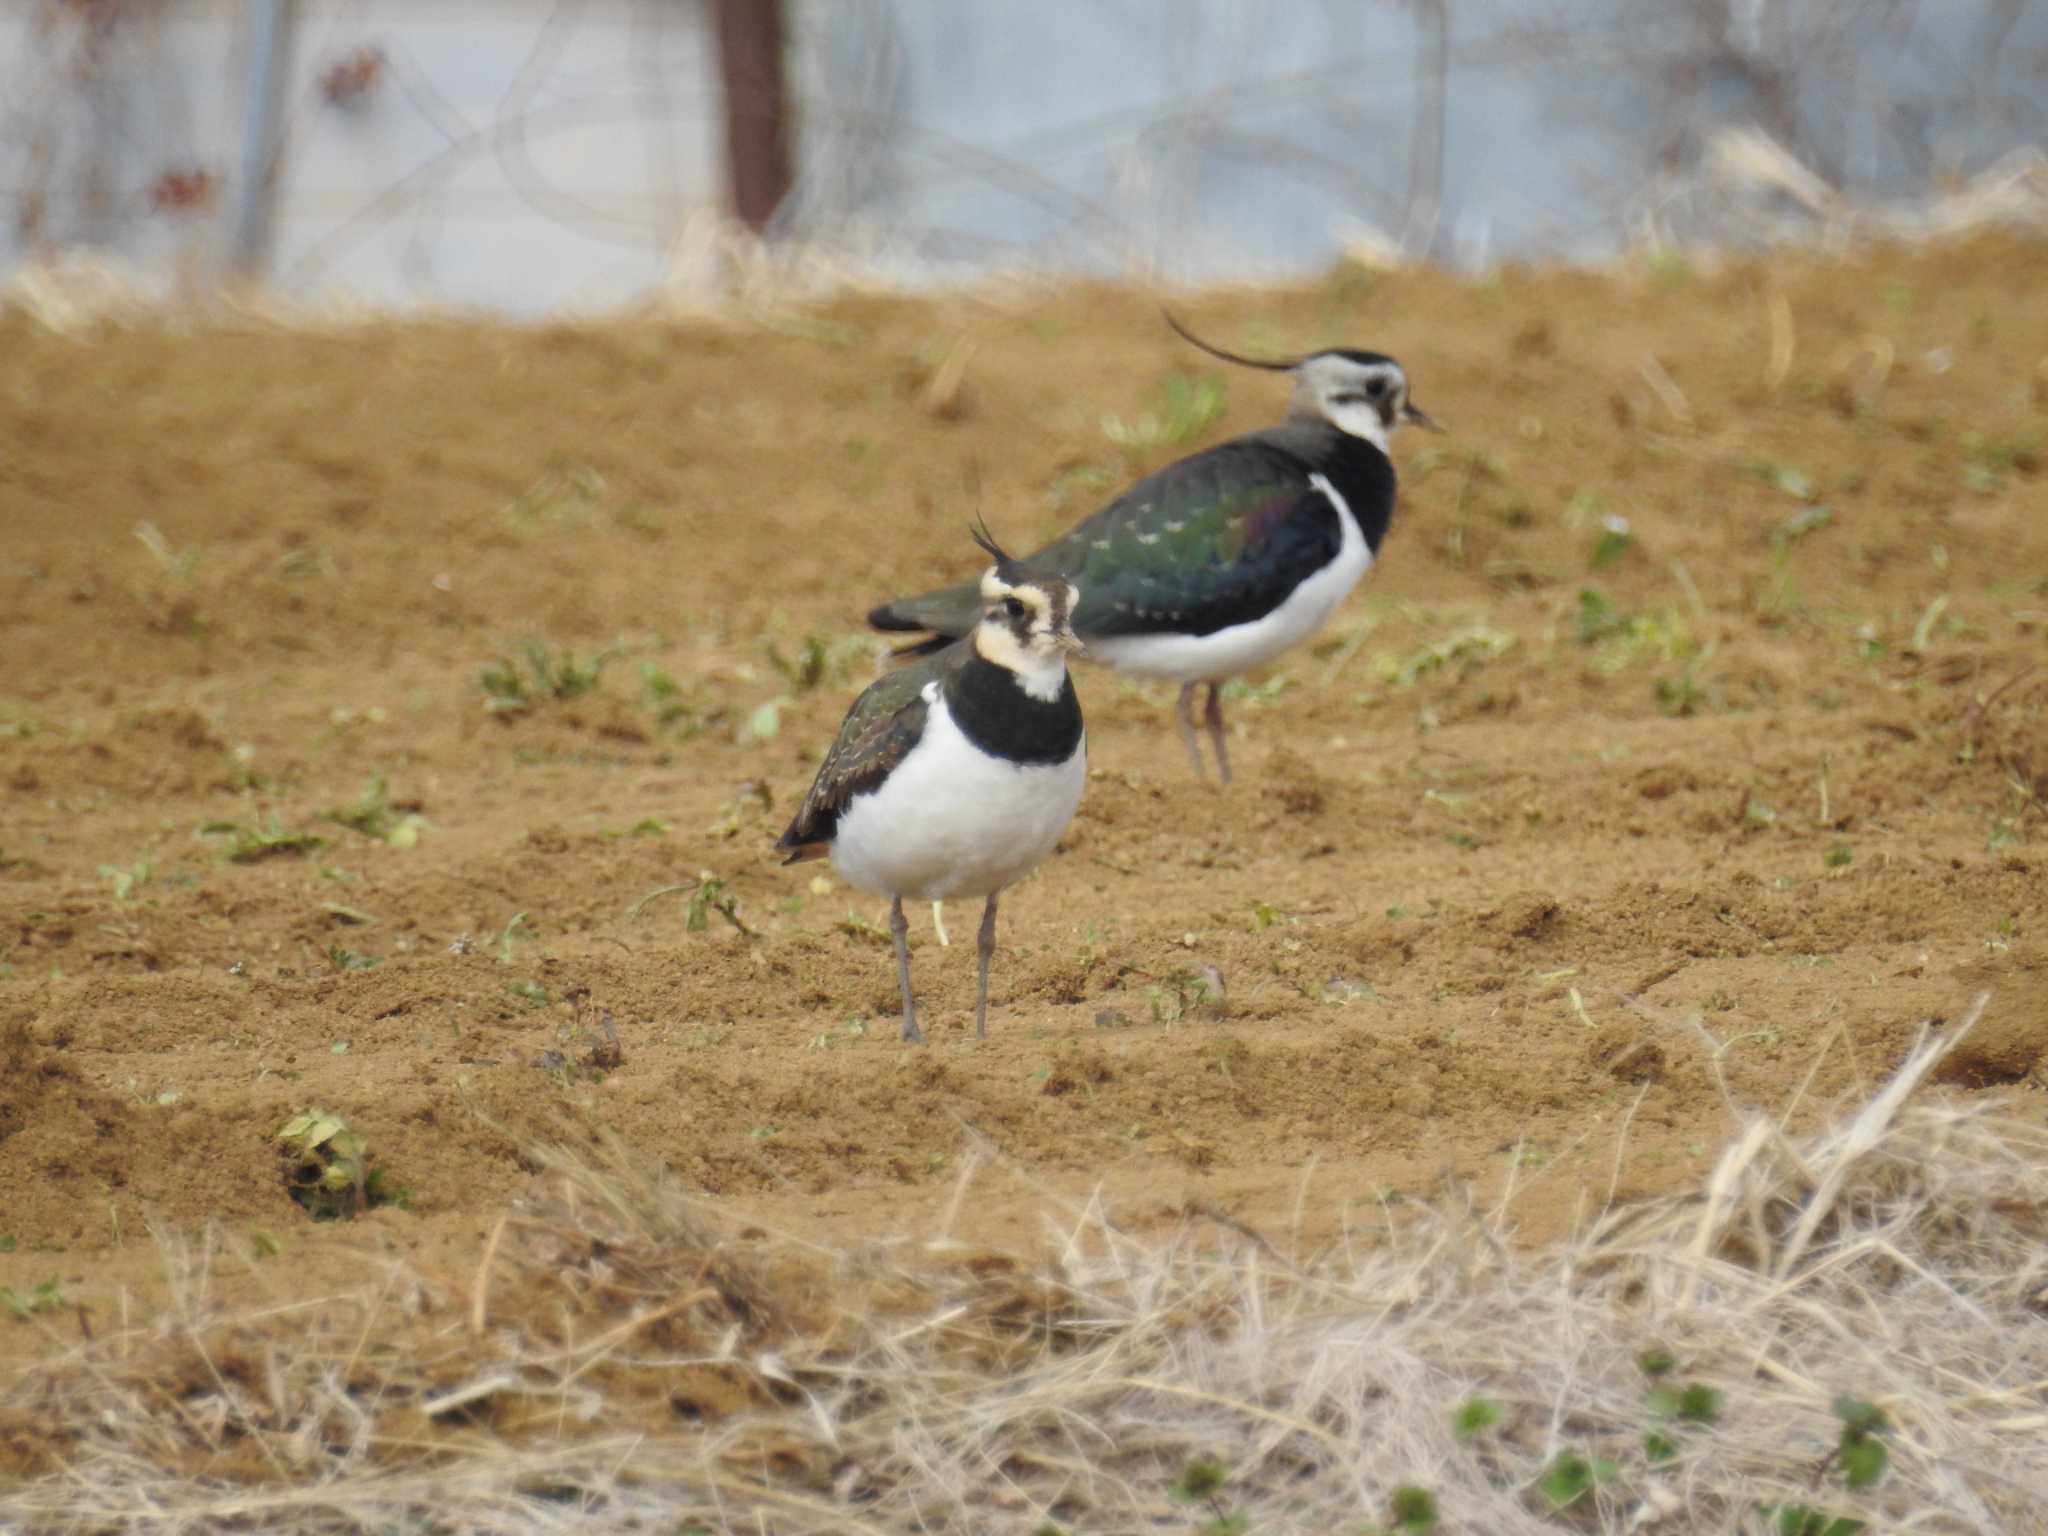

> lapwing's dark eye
[1002,596,1028,621]
[1364,376,1389,400]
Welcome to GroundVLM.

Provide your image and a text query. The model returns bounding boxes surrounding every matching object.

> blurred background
[3,0,2045,312]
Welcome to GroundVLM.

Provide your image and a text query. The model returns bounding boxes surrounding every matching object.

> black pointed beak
[1402,401,1446,433]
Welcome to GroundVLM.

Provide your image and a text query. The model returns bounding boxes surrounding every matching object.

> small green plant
[1373,625,1515,689]
[1321,976,1380,1005]
[98,857,153,901]
[1147,966,1223,1023]
[1383,1484,1439,1535]
[1169,1454,1244,1535]
[1764,1397,1891,1535]
[1,1279,65,1319]
[1574,587,1697,673]
[1452,1395,1502,1439]
[323,775,424,846]
[276,1109,410,1221]
[637,661,697,731]
[501,462,609,529]
[201,819,328,863]
[708,780,775,840]
[1102,371,1228,450]
[134,519,201,580]
[490,911,530,965]
[1959,432,2037,494]
[1773,504,1834,552]
[1745,459,1818,501]
[507,980,550,1008]
[1654,668,1711,717]
[1539,1450,1616,1510]
[479,639,615,715]
[766,631,880,694]
[1588,514,1634,569]
[626,874,754,935]
[807,1014,870,1050]
[326,945,380,972]
[686,875,740,932]
[742,695,792,742]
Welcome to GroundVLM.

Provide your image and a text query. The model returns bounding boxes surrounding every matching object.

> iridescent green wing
[1025,436,1339,638]
[776,644,949,858]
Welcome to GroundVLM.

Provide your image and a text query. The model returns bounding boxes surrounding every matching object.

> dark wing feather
[865,424,1356,646]
[775,645,947,861]
[1023,433,1341,639]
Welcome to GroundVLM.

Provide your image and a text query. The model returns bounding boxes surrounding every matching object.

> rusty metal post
[712,0,792,234]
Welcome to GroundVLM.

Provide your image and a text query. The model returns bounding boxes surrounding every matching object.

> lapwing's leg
[1175,683,1208,778]
[889,895,923,1043]
[974,892,1000,1039]
[1203,682,1233,786]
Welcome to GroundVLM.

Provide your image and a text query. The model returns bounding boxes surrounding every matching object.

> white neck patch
[1317,397,1391,451]
[974,624,1070,702]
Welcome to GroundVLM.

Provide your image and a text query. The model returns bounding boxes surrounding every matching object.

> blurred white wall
[1,0,2042,312]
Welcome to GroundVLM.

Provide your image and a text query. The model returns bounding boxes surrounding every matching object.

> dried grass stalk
[4,1011,2043,1534]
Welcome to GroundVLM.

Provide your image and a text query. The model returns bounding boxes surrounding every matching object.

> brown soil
[2,237,2045,1372]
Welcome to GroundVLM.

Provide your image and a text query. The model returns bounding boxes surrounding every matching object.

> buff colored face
[977,570,1084,661]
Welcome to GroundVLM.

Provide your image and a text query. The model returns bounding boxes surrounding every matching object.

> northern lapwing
[868,315,1439,783]
[778,527,1086,1043]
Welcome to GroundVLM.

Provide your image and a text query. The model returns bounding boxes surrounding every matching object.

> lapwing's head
[967,520,1082,698]
[1164,312,1441,452]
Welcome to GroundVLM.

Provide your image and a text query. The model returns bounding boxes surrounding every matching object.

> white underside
[830,690,1087,902]
[1086,472,1372,685]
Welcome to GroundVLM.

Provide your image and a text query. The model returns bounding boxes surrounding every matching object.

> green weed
[501,462,609,530]
[1745,459,1819,501]
[637,662,700,732]
[628,873,753,935]
[134,519,202,580]
[1452,1396,1502,1439]
[1102,372,1227,450]
[1169,1454,1243,1535]
[1146,966,1224,1024]
[1374,625,1515,689]
[1539,1450,1617,1510]
[1,1279,64,1319]
[1588,514,1634,569]
[1960,433,2038,494]
[1763,1397,1891,1535]
[277,1109,411,1221]
[766,631,881,694]
[479,640,616,714]
[200,820,328,864]
[1574,588,1695,667]
[323,775,424,847]
[98,857,153,901]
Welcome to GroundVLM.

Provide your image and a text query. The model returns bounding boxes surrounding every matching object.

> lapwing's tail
[866,581,981,656]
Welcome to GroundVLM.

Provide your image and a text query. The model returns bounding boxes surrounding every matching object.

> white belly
[829,694,1087,902]
[1086,472,1372,685]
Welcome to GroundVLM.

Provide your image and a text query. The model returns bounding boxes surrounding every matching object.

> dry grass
[4,999,2044,1534]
